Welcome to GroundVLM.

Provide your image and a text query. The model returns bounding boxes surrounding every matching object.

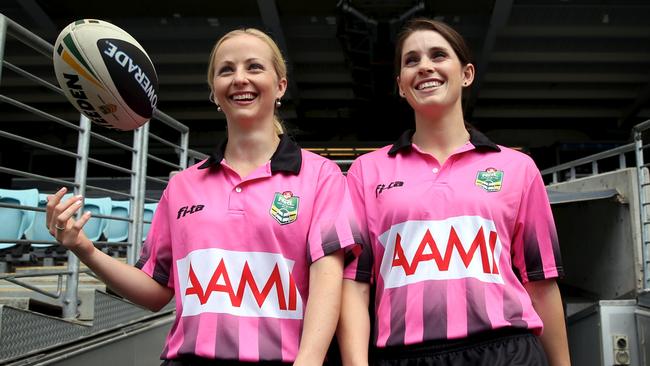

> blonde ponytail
[273,117,284,135]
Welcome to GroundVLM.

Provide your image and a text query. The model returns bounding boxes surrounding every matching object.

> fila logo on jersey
[379,216,504,288]
[177,248,303,319]
[376,181,404,197]
[177,205,204,219]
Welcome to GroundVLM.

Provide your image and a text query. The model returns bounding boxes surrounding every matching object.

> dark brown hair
[394,18,473,77]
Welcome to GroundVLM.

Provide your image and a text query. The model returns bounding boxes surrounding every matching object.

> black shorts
[161,357,291,366]
[374,328,548,366]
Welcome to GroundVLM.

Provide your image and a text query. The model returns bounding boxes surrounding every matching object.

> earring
[275,98,282,108]
[217,105,222,112]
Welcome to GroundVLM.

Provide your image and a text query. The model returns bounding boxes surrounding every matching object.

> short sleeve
[511,167,564,283]
[343,159,373,283]
[135,189,174,289]
[307,160,362,264]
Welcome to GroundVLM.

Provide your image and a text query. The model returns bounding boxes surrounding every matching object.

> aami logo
[177,248,303,319]
[177,205,204,219]
[378,216,504,288]
[376,181,404,197]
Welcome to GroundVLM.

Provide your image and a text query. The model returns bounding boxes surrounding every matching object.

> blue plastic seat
[0,188,39,250]
[104,200,130,242]
[82,197,112,242]
[142,202,158,241]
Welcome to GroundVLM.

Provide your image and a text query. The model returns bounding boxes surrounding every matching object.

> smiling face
[397,30,474,113]
[210,34,287,125]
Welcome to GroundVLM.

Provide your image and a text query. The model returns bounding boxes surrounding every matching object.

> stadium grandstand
[1,1,650,365]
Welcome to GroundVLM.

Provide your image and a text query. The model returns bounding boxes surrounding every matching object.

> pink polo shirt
[345,129,563,348]
[136,134,360,362]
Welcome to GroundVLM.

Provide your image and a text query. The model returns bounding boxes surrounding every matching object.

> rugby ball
[53,19,158,131]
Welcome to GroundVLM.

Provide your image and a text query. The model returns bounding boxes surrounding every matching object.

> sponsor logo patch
[270,191,299,225]
[475,167,504,192]
[378,216,504,288]
[177,248,303,319]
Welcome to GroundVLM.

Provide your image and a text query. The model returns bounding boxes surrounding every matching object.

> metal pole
[4,16,53,57]
[0,14,7,85]
[127,127,143,265]
[62,115,91,319]
[135,123,150,258]
[179,130,189,170]
[634,126,650,290]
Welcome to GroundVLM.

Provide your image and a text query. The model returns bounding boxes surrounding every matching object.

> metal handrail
[153,109,189,134]
[0,166,78,187]
[89,132,136,153]
[4,16,53,57]
[541,143,635,184]
[541,143,635,176]
[148,132,182,150]
[0,94,83,130]
[0,268,93,300]
[0,202,131,223]
[3,61,64,95]
[0,14,190,319]
[634,120,650,291]
[147,152,182,170]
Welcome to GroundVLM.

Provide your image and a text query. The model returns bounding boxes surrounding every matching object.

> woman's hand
[46,187,94,259]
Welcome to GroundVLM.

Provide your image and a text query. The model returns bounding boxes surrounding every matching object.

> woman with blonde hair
[47,28,360,365]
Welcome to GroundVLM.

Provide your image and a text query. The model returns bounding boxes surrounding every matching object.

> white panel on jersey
[378,216,505,288]
[177,248,304,319]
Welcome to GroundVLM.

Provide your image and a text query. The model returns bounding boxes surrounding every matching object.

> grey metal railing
[0,14,191,319]
[633,120,650,291]
[541,143,635,184]
[540,119,650,291]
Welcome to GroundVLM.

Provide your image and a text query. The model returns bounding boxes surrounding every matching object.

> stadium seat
[82,197,112,241]
[142,202,158,241]
[104,200,130,242]
[0,188,39,250]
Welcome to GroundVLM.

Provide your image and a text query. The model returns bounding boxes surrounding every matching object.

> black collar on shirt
[197,133,302,174]
[387,127,501,156]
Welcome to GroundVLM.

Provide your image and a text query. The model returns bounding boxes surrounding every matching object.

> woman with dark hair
[338,18,570,366]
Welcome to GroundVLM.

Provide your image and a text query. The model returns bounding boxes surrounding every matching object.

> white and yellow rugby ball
[53,19,158,131]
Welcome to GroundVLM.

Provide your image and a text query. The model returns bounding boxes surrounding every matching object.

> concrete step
[0,290,173,364]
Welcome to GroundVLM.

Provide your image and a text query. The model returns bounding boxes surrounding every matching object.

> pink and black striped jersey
[136,134,360,362]
[344,129,563,348]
